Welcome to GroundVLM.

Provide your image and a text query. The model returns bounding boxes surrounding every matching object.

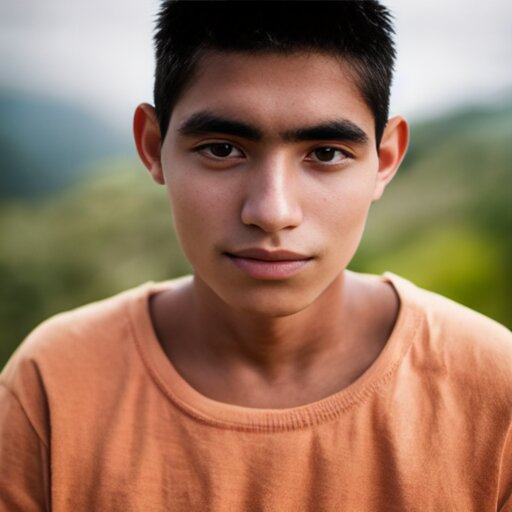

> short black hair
[154,1,396,146]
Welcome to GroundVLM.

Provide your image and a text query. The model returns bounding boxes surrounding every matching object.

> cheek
[312,171,375,228]
[166,181,209,250]
[164,173,238,258]
[308,172,376,263]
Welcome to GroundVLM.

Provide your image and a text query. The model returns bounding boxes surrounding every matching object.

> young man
[1,1,511,510]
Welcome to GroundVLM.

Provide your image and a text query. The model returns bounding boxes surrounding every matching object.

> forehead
[169,50,375,141]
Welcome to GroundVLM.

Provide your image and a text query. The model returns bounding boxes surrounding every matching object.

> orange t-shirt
[1,273,511,511]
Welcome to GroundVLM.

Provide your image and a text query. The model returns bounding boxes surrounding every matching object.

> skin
[133,51,409,408]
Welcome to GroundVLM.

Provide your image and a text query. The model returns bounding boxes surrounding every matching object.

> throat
[149,272,400,409]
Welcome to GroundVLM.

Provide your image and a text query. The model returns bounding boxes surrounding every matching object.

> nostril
[240,199,303,233]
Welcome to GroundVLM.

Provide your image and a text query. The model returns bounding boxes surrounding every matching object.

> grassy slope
[351,103,512,324]
[0,161,191,365]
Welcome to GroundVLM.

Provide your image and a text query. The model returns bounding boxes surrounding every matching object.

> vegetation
[0,90,130,198]
[1,103,510,368]
[352,102,512,325]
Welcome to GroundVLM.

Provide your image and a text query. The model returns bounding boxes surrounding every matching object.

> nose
[240,157,303,233]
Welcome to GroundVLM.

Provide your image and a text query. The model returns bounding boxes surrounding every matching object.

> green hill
[0,91,132,198]
[1,102,511,367]
[351,102,512,322]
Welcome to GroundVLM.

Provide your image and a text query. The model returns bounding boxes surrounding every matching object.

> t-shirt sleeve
[0,383,50,511]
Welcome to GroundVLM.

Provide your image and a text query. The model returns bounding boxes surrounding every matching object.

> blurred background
[0,0,511,368]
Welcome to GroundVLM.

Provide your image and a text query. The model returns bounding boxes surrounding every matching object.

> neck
[190,272,352,378]
[150,270,399,407]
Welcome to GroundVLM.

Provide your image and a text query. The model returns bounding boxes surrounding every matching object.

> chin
[193,264,344,318]
[220,283,324,318]
[237,300,308,318]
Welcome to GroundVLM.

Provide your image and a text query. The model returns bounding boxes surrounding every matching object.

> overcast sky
[1,0,511,134]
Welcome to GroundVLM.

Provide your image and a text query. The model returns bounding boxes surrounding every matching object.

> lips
[225,247,313,280]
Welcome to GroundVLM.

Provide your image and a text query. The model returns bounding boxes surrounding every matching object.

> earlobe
[133,103,165,185]
[372,115,409,201]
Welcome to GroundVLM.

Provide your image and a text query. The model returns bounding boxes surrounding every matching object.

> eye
[196,142,245,160]
[306,147,350,164]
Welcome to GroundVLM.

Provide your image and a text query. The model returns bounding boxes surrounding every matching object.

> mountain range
[0,90,133,198]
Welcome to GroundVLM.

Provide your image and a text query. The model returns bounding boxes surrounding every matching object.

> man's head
[134,1,408,317]
[153,1,396,147]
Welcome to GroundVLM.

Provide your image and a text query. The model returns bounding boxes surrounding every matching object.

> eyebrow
[282,120,369,145]
[177,112,263,141]
[177,111,369,145]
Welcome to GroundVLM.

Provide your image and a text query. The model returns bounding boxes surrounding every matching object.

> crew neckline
[129,272,422,432]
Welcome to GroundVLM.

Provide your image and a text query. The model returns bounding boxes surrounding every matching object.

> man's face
[159,51,385,316]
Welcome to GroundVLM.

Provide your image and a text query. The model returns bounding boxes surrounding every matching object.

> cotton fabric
[1,273,511,511]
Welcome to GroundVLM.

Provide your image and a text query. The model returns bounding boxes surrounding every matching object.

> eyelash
[305,147,352,165]
[193,142,353,165]
[195,142,244,160]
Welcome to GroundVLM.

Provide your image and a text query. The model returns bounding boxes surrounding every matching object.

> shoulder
[6,284,145,365]
[0,281,167,401]
[387,272,512,402]
[0,283,143,445]
[406,275,510,354]
[1,277,193,390]
[387,272,511,348]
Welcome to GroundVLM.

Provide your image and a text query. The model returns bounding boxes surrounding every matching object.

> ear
[372,115,409,201]
[133,103,165,185]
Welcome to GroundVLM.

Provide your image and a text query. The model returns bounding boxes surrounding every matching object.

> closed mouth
[225,248,312,262]
[224,248,313,280]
